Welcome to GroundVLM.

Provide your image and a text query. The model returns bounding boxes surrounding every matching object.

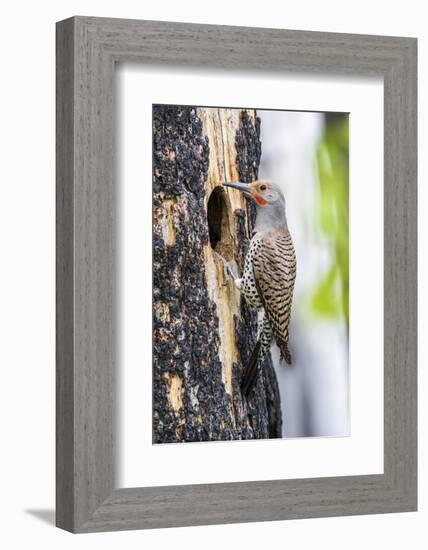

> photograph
[152,104,349,444]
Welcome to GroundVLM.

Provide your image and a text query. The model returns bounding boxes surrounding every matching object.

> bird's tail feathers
[278,339,292,365]
[241,340,261,399]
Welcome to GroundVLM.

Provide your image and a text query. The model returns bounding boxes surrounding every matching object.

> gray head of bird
[223,179,287,231]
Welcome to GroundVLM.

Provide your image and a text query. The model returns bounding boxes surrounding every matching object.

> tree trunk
[153,105,281,443]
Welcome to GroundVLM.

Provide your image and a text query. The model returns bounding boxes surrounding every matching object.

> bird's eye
[260,184,267,191]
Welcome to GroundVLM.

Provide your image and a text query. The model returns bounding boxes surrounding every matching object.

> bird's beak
[223,181,251,195]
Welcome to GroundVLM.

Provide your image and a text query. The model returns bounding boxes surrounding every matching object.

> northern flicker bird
[223,180,296,398]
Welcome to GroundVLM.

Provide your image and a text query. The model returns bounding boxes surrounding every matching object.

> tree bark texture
[153,105,282,443]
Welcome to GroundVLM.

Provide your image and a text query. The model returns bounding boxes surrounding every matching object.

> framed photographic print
[56,16,417,532]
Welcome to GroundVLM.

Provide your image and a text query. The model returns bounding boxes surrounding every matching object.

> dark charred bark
[152,104,282,443]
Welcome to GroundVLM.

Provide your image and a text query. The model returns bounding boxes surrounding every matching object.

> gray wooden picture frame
[56,16,417,533]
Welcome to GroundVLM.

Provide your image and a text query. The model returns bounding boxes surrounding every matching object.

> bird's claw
[224,262,238,281]
[213,251,238,281]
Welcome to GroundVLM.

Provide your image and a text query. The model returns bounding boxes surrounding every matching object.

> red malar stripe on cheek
[254,193,267,206]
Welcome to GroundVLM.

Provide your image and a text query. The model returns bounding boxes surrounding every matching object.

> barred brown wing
[253,230,296,363]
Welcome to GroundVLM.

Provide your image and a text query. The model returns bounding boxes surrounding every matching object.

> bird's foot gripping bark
[213,251,240,286]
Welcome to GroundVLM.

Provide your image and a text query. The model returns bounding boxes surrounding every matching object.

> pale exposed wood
[200,107,251,403]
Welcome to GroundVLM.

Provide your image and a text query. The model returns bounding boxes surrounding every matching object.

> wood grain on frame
[56,16,417,532]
